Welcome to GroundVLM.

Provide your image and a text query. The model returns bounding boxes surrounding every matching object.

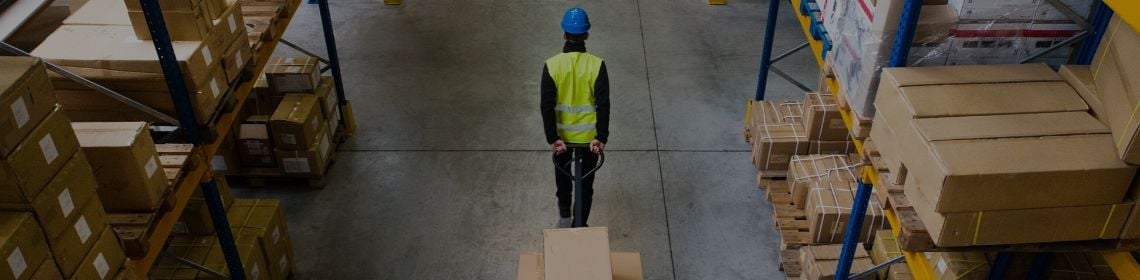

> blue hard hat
[561,8,591,35]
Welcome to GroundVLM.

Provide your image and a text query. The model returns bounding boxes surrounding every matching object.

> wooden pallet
[766,181,821,251]
[779,249,802,278]
[108,144,194,258]
[233,144,340,189]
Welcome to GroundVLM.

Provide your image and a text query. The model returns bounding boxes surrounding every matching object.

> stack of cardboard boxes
[516,227,643,280]
[155,198,295,279]
[872,63,1137,247]
[799,244,875,280]
[174,176,235,236]
[0,57,129,279]
[31,0,250,124]
[72,122,170,212]
[749,92,855,177]
[790,155,888,245]
[869,230,911,280]
[233,57,338,176]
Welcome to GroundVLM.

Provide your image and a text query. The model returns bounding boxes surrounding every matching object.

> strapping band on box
[1099,204,1119,239]
[759,101,805,170]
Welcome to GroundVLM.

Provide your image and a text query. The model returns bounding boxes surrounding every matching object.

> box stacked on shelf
[174,175,235,236]
[0,57,129,280]
[791,155,888,244]
[871,63,1137,247]
[798,243,874,280]
[155,198,295,279]
[32,0,252,125]
[72,122,169,212]
[749,92,855,177]
[869,230,911,280]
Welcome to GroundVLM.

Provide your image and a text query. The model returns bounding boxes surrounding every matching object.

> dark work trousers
[554,148,599,225]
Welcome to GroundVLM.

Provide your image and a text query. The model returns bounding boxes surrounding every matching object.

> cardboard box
[73,122,168,212]
[805,182,887,244]
[518,251,643,280]
[16,152,98,243]
[222,22,254,82]
[946,0,1093,21]
[270,94,323,150]
[228,199,293,279]
[265,57,320,95]
[53,64,227,124]
[905,178,1132,247]
[0,108,80,204]
[49,199,107,278]
[238,116,276,167]
[802,92,847,141]
[0,212,50,280]
[28,258,61,280]
[871,230,902,279]
[69,228,125,280]
[314,77,338,121]
[202,234,267,280]
[752,123,808,173]
[176,176,234,235]
[886,263,913,280]
[127,7,212,41]
[543,227,611,280]
[807,140,855,155]
[154,235,212,279]
[64,0,133,26]
[274,124,332,176]
[32,25,218,91]
[875,64,1133,212]
[789,154,857,209]
[929,252,989,280]
[1059,65,1103,120]
[799,244,874,280]
[0,57,56,157]
[1090,15,1140,164]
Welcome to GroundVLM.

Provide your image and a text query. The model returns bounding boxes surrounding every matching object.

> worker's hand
[590,139,605,154]
[552,140,567,155]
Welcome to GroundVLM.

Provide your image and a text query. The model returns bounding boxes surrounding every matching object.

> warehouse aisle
[236,0,818,279]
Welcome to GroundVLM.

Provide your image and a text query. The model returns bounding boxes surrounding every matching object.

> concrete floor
[235,0,819,279]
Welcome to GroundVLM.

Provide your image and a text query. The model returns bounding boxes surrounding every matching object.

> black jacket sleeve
[594,62,610,143]
[541,65,561,144]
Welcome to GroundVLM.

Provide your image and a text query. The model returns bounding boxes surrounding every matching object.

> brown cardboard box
[28,258,61,280]
[871,230,902,279]
[238,116,276,167]
[64,0,132,26]
[789,155,857,209]
[930,252,989,280]
[265,57,320,95]
[802,92,847,141]
[50,199,107,278]
[32,25,217,91]
[202,234,268,280]
[203,0,225,19]
[211,1,246,53]
[53,65,226,124]
[805,183,886,244]
[270,94,323,150]
[0,212,50,280]
[1091,16,1140,164]
[127,8,212,41]
[73,122,168,212]
[543,227,611,280]
[0,57,56,157]
[176,176,234,235]
[275,125,332,176]
[228,199,293,279]
[799,244,873,280]
[0,108,80,204]
[23,152,97,243]
[875,65,1133,212]
[154,235,212,279]
[752,123,808,173]
[807,140,855,155]
[1059,65,1103,120]
[517,252,643,280]
[905,178,1132,247]
[314,77,338,120]
[221,22,253,82]
[69,228,125,280]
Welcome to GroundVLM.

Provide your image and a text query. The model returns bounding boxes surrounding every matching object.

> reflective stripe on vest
[546,52,603,144]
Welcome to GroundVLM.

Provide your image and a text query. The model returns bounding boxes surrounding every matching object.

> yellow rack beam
[1105,0,1140,33]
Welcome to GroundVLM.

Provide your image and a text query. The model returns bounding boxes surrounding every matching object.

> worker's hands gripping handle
[552,140,568,155]
[589,139,605,154]
[552,140,605,155]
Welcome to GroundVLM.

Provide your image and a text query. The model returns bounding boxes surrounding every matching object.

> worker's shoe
[557,218,573,228]
[558,200,572,218]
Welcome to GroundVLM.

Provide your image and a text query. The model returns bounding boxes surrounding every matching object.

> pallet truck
[553,144,606,228]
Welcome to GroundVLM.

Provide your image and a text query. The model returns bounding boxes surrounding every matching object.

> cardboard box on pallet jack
[517,227,644,280]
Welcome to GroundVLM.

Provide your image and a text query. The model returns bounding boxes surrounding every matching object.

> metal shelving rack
[755,0,1140,279]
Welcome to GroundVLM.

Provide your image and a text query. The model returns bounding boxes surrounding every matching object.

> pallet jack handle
[552,145,605,228]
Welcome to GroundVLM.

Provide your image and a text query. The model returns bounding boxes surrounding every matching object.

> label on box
[279,255,288,273]
[146,157,159,178]
[94,253,109,279]
[235,52,244,70]
[39,134,58,164]
[272,226,281,244]
[282,158,310,174]
[7,247,24,278]
[282,133,296,145]
[251,264,261,279]
[228,14,237,33]
[212,155,228,171]
[59,189,75,217]
[10,97,29,128]
[211,79,221,98]
[309,117,319,131]
[203,46,213,66]
[937,258,947,274]
[319,134,331,159]
[75,216,92,243]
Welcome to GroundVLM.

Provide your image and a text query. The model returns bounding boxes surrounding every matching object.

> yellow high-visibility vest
[546,52,603,144]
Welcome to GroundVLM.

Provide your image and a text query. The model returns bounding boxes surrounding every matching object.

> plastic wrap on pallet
[824,0,1093,119]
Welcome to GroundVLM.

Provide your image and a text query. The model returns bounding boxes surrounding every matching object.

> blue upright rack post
[755,0,781,100]
[1026,253,1053,279]
[1076,1,1114,65]
[138,0,246,278]
[987,252,1013,279]
[317,0,349,126]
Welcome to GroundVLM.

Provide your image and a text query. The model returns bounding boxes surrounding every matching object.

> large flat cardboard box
[265,57,320,95]
[1091,15,1140,164]
[9,152,97,243]
[0,212,50,280]
[802,92,847,141]
[270,94,323,150]
[0,57,56,157]
[228,199,294,280]
[518,252,643,280]
[0,108,80,205]
[127,8,212,41]
[875,65,1133,212]
[69,228,125,280]
[73,122,168,212]
[32,25,219,90]
[49,199,107,278]
[543,227,611,280]
[1059,65,1103,120]
[63,0,132,26]
[274,124,332,176]
[799,244,873,280]
[238,116,276,167]
[930,252,989,280]
[905,177,1132,247]
[54,65,227,124]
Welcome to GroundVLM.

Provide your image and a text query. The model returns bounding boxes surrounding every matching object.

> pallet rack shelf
[758,0,1140,279]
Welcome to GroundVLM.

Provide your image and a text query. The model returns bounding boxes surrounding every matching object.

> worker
[540,7,611,228]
